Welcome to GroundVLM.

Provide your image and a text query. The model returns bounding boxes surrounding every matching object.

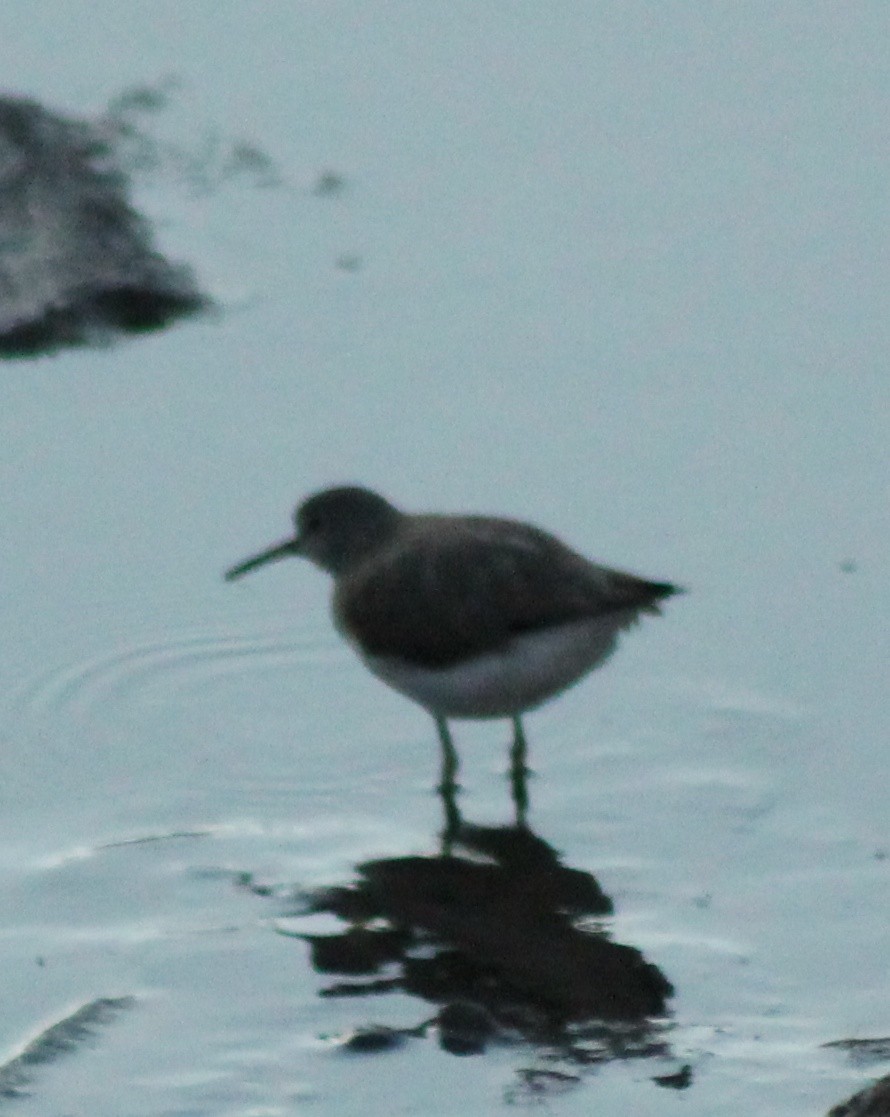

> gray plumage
[335,510,676,668]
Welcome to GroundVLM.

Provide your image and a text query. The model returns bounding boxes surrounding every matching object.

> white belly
[356,615,629,719]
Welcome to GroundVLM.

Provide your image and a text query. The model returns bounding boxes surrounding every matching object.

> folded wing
[336,516,678,667]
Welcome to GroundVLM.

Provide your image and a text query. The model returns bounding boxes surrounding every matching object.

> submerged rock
[0,94,207,357]
[829,1076,890,1117]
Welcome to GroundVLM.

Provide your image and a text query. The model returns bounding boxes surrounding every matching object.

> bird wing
[335,516,675,667]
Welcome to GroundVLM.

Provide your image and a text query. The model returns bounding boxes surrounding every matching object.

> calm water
[1,4,888,1113]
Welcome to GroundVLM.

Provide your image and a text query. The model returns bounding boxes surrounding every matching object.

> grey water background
[1,3,888,1113]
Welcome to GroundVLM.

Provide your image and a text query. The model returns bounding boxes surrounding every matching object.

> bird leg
[509,716,530,827]
[435,716,461,848]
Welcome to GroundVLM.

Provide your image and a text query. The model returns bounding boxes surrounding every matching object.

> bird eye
[304,512,322,533]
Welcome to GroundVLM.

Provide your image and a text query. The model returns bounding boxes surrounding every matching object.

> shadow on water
[247,744,688,1100]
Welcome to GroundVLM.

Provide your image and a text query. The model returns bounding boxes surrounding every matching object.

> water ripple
[0,996,136,1100]
[0,626,343,739]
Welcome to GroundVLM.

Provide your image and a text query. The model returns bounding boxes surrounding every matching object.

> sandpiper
[225,486,682,803]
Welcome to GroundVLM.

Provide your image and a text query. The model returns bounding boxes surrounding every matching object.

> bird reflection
[263,780,685,1093]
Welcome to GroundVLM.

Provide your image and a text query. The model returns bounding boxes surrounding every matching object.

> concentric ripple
[0,625,344,742]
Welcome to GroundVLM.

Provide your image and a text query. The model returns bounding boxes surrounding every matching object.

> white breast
[356,613,634,719]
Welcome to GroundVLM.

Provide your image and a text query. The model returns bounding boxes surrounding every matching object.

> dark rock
[0,94,207,358]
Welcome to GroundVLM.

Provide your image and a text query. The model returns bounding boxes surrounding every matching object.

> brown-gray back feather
[335,516,679,667]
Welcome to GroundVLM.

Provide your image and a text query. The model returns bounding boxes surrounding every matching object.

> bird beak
[224,536,302,581]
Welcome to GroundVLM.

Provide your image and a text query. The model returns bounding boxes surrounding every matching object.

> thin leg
[436,716,459,791]
[509,716,530,827]
[436,716,461,849]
